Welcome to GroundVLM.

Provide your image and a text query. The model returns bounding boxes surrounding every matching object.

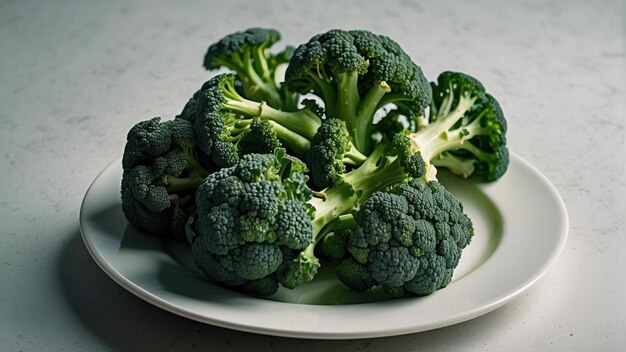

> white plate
[79,152,568,339]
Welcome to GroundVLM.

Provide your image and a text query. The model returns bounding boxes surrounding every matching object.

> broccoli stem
[337,72,360,132]
[342,145,368,166]
[309,143,408,236]
[221,83,322,140]
[431,152,476,178]
[266,121,311,156]
[222,48,284,109]
[307,69,337,115]
[408,93,477,162]
[166,174,207,192]
[352,81,391,154]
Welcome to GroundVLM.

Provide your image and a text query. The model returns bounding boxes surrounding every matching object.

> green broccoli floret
[404,71,509,181]
[193,74,324,167]
[187,150,317,296]
[305,118,367,188]
[336,178,474,296]
[285,29,431,154]
[203,28,298,110]
[121,117,209,239]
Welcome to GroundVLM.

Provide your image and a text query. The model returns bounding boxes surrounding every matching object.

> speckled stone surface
[1,0,624,350]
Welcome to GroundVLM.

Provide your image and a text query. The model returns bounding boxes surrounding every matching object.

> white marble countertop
[1,0,624,350]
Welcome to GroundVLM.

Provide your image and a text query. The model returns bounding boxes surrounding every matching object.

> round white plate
[79,152,568,339]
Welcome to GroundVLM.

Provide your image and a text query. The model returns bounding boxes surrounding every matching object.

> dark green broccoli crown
[286,29,430,113]
[469,94,509,181]
[343,178,473,296]
[318,229,350,261]
[286,29,368,84]
[350,30,431,113]
[189,152,315,296]
[335,257,376,291]
[203,28,281,70]
[122,117,173,169]
[237,118,281,155]
[193,74,253,167]
[121,117,202,239]
[306,118,353,188]
[275,248,320,289]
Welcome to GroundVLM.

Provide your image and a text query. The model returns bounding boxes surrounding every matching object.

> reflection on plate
[79,152,568,339]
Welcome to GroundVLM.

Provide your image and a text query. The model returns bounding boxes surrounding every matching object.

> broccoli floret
[203,28,298,110]
[306,118,367,188]
[404,71,509,181]
[187,150,317,296]
[121,117,209,239]
[336,178,473,296]
[193,74,323,166]
[285,29,431,154]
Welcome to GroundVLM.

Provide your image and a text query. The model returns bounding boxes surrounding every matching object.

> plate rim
[79,151,569,339]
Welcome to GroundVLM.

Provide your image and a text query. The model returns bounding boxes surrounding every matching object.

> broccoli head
[285,29,431,154]
[203,28,298,110]
[193,74,323,167]
[187,150,318,296]
[121,117,209,239]
[337,178,474,296]
[407,71,509,181]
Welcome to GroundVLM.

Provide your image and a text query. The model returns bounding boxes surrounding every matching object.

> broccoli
[285,29,431,154]
[203,28,298,110]
[191,73,367,185]
[188,134,424,295]
[193,73,323,166]
[186,149,316,296]
[336,178,473,296]
[404,71,509,181]
[121,117,210,239]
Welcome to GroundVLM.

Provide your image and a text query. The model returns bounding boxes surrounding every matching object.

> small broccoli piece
[203,28,298,110]
[306,118,367,188]
[285,29,431,154]
[193,74,323,166]
[336,178,473,296]
[405,71,509,181]
[121,117,209,239]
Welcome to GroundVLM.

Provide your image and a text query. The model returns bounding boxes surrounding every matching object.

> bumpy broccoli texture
[337,179,473,296]
[119,27,512,300]
[121,117,209,239]
[186,150,316,296]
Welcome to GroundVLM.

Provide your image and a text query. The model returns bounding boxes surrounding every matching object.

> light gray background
[1,0,624,350]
